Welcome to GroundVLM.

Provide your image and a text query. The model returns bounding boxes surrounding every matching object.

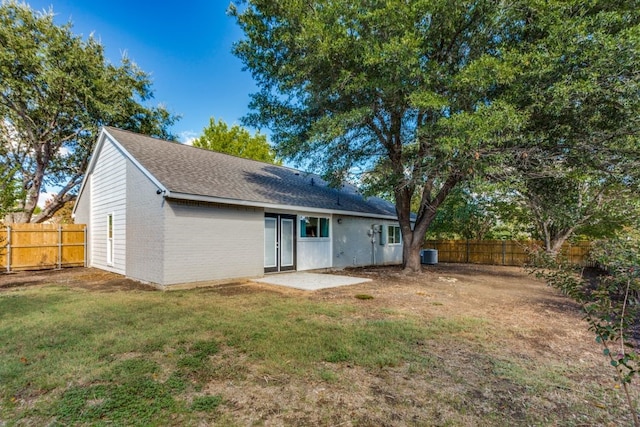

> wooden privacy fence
[0,224,86,272]
[423,239,591,266]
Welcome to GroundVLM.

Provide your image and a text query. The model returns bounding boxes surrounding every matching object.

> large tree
[232,0,640,270]
[491,173,639,255]
[232,0,524,271]
[0,1,178,223]
[193,117,280,164]
[497,0,640,255]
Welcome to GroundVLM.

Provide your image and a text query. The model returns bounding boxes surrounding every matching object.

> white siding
[73,175,91,225]
[297,238,332,270]
[88,139,127,274]
[162,201,263,285]
[332,216,403,268]
[73,175,91,263]
[125,161,165,284]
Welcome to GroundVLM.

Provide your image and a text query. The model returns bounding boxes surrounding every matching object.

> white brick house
[74,127,403,288]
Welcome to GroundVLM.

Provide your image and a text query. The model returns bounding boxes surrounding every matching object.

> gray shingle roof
[103,127,397,217]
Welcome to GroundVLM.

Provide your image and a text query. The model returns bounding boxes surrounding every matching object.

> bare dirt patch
[320,263,586,358]
[0,267,157,292]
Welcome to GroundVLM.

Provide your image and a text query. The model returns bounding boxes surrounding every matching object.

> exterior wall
[88,139,127,274]
[296,210,332,271]
[73,175,91,263]
[162,200,263,285]
[73,175,91,225]
[265,210,401,271]
[332,216,403,268]
[374,221,404,265]
[125,161,165,285]
[266,209,333,271]
[297,238,332,270]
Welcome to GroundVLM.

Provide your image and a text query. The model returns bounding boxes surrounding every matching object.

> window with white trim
[387,225,401,245]
[300,216,329,238]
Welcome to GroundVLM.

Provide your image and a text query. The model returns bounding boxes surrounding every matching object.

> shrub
[530,233,640,426]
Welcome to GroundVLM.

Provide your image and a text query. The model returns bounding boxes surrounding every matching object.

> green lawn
[0,276,634,426]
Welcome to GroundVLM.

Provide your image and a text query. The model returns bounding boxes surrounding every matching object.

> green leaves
[193,117,280,164]
[233,0,640,271]
[0,1,178,222]
[233,0,527,269]
[531,230,640,423]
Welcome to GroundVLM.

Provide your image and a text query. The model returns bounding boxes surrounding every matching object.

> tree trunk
[10,144,49,223]
[397,173,463,273]
[402,232,425,272]
[33,193,75,223]
[546,228,575,259]
[10,187,38,223]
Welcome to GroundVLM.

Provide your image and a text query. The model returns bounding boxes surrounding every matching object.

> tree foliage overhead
[506,0,640,172]
[232,0,640,268]
[0,1,178,223]
[501,173,639,254]
[232,0,524,271]
[422,182,498,240]
[495,0,640,253]
[192,117,280,164]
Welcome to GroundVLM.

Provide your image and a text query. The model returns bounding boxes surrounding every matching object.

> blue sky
[26,0,257,144]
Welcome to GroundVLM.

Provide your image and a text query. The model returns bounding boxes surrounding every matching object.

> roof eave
[72,128,108,217]
[164,191,399,221]
[73,127,168,217]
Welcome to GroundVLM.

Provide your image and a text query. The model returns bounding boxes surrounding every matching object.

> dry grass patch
[0,264,636,425]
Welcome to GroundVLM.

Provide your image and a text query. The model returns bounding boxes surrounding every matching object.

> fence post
[6,225,11,273]
[57,225,62,270]
[466,239,470,263]
[84,226,87,267]
[502,239,506,265]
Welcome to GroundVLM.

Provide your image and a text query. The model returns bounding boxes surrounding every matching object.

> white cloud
[38,192,56,208]
[179,130,199,146]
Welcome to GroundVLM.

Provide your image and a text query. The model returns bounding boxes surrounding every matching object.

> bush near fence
[0,223,86,272]
[423,239,591,266]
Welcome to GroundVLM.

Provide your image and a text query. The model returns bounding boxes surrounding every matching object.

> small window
[106,213,114,265]
[388,225,401,245]
[300,216,329,238]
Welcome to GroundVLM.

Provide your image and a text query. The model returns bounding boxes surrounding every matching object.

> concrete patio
[252,272,371,291]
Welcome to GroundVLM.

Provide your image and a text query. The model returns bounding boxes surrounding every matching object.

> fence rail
[1,224,86,272]
[423,239,591,266]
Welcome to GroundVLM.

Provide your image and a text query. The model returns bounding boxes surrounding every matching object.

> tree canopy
[192,117,280,164]
[424,182,500,241]
[232,0,524,271]
[503,174,638,254]
[496,0,640,252]
[0,1,178,223]
[232,0,640,268]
